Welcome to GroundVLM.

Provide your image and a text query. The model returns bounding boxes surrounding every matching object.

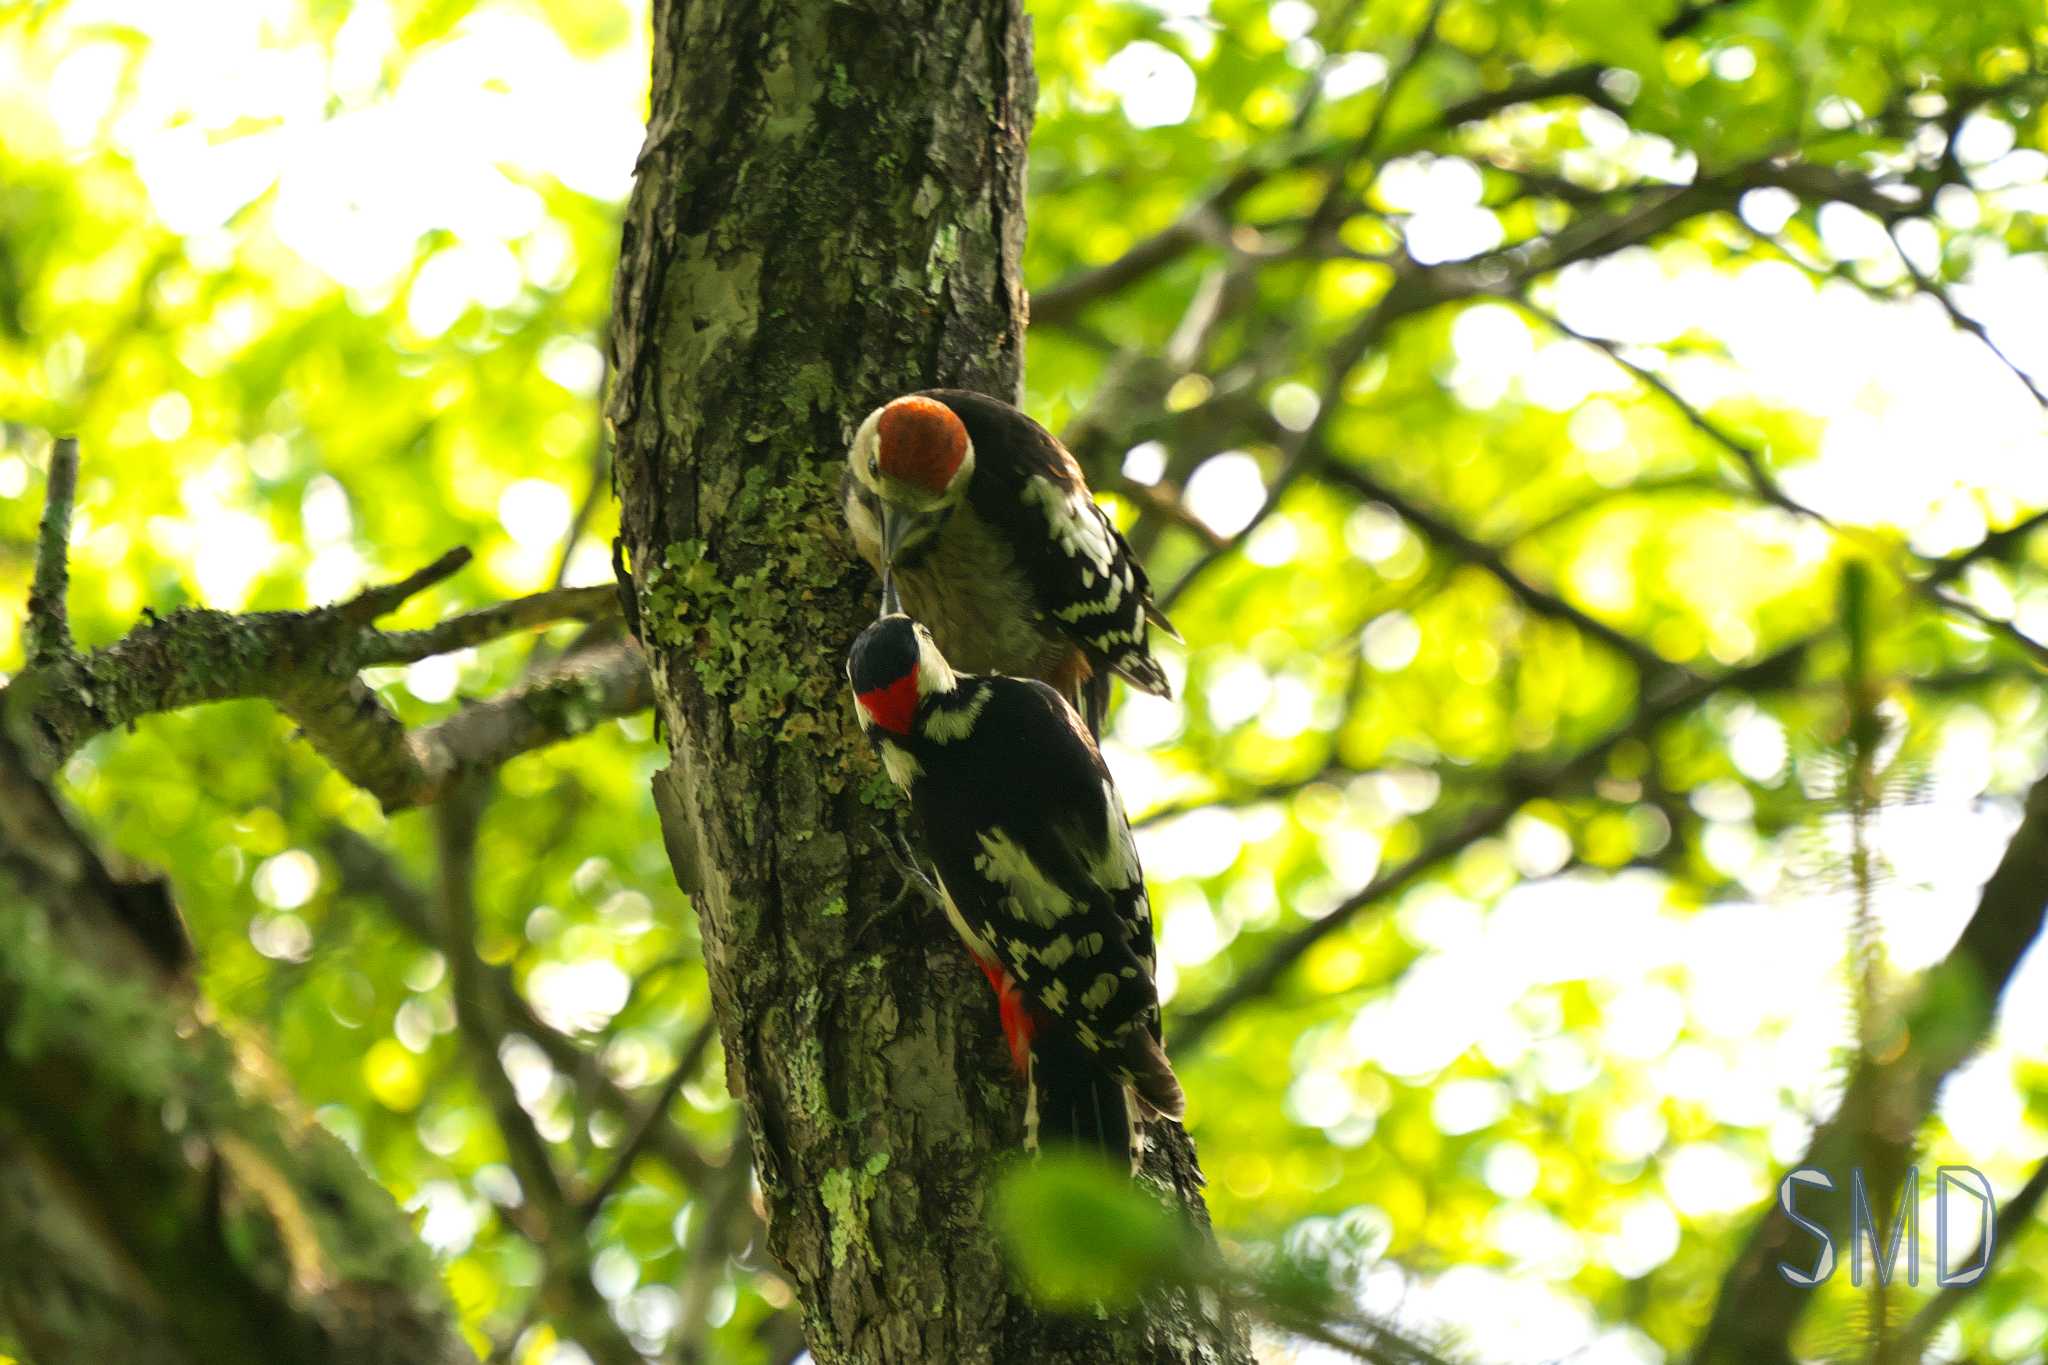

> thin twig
[326,826,719,1185]
[1303,0,1449,244]
[365,585,619,664]
[1318,462,1677,675]
[338,546,473,623]
[1173,636,1816,1050]
[1510,295,1811,519]
[1513,294,2048,670]
[1895,1154,2048,1358]
[1160,302,1392,611]
[1884,221,2048,411]
[25,436,80,667]
[579,1013,720,1218]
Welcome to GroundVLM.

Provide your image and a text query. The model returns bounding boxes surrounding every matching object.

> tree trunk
[0,731,470,1365]
[607,3,1250,1361]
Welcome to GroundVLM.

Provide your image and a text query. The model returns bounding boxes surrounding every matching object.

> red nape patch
[975,956,1037,1075]
[876,396,968,496]
[856,670,919,736]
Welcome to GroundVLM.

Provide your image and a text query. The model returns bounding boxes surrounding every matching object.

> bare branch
[581,1013,721,1219]
[1319,462,1678,674]
[338,546,474,623]
[280,674,435,807]
[25,436,79,667]
[1510,295,1811,519]
[1174,636,1817,1050]
[5,459,630,808]
[1896,1154,2048,1358]
[403,640,652,805]
[1690,765,2048,1364]
[366,585,621,666]
[324,825,721,1188]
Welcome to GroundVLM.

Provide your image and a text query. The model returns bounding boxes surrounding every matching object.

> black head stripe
[847,615,921,694]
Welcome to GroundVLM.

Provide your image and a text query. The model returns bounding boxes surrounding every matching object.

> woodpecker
[842,388,1178,736]
[846,613,1184,1171]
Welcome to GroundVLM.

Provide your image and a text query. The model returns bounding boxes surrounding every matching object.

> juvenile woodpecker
[847,613,1184,1171]
[842,389,1178,736]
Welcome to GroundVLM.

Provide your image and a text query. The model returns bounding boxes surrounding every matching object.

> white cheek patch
[881,744,924,787]
[1022,476,1117,579]
[844,488,882,559]
[848,408,885,493]
[914,632,958,695]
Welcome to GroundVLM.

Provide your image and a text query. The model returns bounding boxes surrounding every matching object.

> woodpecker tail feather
[1026,1030,1141,1174]
[1112,652,1172,701]
[1145,599,1183,642]
[1122,1027,1185,1123]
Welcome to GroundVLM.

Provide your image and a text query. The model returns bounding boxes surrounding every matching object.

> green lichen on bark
[820,1151,892,1269]
[635,462,854,751]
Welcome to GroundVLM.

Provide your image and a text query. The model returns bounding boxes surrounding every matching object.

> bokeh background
[4,0,2048,1360]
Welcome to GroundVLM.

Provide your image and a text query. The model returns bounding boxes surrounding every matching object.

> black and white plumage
[846,614,1184,1171]
[842,389,1178,737]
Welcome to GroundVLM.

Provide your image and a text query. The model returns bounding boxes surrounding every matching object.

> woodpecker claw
[853,821,944,942]
[883,824,944,909]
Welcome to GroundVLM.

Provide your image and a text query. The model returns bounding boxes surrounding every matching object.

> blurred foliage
[4,0,2048,1362]
[995,1153,1200,1309]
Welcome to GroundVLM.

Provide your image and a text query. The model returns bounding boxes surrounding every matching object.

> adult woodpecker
[842,388,1178,736]
[846,612,1183,1171]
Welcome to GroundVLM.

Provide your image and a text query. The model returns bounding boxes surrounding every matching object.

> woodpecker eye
[868,456,880,477]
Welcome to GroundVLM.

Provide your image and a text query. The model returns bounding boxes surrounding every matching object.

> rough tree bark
[606,3,1251,1361]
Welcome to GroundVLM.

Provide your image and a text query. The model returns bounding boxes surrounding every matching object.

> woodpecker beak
[879,503,918,570]
[879,569,902,618]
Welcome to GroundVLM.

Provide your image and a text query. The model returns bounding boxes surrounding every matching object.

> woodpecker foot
[856,824,944,941]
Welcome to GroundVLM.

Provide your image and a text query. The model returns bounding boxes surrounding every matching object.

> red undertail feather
[975,956,1037,1075]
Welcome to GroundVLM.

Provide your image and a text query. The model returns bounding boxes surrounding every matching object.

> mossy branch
[24,436,78,667]
[0,723,469,1362]
[5,442,647,811]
